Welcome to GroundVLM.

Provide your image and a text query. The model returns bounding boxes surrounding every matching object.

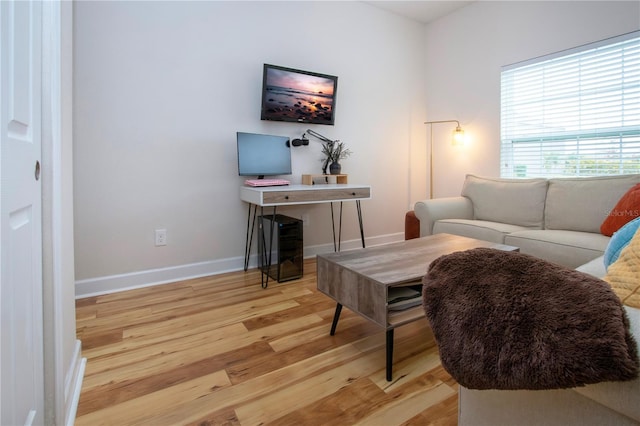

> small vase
[329,162,342,175]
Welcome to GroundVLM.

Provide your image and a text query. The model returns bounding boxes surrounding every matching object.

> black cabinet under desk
[258,214,303,282]
[240,183,371,288]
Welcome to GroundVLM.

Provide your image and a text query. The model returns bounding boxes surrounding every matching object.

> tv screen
[261,64,338,125]
[236,132,292,178]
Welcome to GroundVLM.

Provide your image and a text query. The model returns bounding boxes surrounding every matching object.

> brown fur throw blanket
[422,248,639,390]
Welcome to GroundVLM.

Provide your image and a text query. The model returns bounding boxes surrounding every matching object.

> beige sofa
[414,174,640,425]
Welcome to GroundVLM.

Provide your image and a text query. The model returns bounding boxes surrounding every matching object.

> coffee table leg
[330,303,342,336]
[386,329,394,381]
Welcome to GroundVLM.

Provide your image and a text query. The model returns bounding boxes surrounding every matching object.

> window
[500,32,640,178]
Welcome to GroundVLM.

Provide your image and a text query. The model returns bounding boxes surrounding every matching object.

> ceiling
[363,1,474,24]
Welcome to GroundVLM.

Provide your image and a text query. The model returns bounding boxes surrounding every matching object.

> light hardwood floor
[75,258,458,425]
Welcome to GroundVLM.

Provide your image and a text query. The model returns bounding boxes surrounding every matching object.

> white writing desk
[240,183,372,287]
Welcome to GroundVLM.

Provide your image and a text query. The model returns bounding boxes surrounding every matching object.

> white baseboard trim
[75,232,404,298]
[65,340,86,426]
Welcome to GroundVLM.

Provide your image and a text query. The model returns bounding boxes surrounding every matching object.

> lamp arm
[304,129,337,174]
[424,120,460,127]
[306,129,336,145]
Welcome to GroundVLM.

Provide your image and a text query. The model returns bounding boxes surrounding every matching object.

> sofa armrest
[414,196,473,236]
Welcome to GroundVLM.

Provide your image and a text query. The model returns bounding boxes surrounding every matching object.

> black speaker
[258,214,303,282]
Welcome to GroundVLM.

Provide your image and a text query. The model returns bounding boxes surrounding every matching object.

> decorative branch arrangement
[321,141,352,174]
[326,141,352,162]
[297,129,353,175]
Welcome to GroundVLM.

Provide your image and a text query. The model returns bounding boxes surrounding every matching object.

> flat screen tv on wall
[261,64,338,125]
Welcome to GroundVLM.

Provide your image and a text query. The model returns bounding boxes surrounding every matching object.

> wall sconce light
[424,120,465,199]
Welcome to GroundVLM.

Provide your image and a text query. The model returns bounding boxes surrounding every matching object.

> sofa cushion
[505,230,609,269]
[434,219,531,244]
[605,217,640,269]
[461,174,548,228]
[605,226,640,308]
[601,183,640,236]
[576,255,606,279]
[545,175,640,233]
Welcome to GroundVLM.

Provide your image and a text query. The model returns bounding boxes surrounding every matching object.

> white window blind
[500,32,640,178]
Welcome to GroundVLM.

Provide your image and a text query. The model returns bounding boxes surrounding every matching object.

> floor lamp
[424,120,465,199]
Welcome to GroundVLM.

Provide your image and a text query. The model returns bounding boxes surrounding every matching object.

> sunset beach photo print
[261,64,337,125]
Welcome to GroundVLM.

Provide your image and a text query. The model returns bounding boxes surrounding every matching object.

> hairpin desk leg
[244,204,258,271]
[259,206,277,289]
[329,303,342,336]
[357,200,365,248]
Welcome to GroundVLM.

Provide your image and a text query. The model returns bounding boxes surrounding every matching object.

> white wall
[75,1,639,295]
[73,1,426,294]
[423,1,640,199]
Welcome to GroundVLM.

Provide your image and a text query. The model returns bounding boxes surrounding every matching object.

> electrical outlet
[302,213,310,227]
[155,229,167,246]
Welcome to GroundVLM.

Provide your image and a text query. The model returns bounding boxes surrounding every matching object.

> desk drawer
[263,187,370,204]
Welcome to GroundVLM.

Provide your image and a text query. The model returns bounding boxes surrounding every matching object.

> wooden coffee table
[316,233,518,381]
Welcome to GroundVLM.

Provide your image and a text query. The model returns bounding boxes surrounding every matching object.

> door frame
[41,2,84,425]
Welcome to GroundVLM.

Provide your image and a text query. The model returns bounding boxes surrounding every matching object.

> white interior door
[0,1,45,425]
